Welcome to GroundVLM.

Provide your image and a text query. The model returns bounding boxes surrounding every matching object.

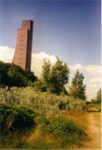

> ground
[80,112,101,150]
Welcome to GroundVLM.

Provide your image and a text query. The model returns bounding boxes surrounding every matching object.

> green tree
[0,61,37,87]
[7,66,27,87]
[69,70,86,100]
[96,88,101,104]
[41,59,51,87]
[69,85,79,98]
[0,61,11,87]
[41,58,70,94]
[33,80,47,92]
[25,70,37,84]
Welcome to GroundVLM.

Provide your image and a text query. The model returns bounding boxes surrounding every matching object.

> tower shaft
[12,20,33,70]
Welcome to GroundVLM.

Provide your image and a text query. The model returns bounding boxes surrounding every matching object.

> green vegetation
[34,58,70,94]
[0,104,36,131]
[41,116,88,148]
[96,88,101,104]
[0,61,37,87]
[0,112,88,149]
[69,70,86,100]
[0,87,87,115]
[0,86,88,149]
[87,103,101,112]
[86,88,101,112]
[0,59,100,149]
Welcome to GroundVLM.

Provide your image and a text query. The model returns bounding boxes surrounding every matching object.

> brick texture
[12,20,33,70]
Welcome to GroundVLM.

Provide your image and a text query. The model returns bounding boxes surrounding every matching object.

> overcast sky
[0,0,101,100]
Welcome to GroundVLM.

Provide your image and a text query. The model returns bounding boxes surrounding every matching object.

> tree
[69,70,86,100]
[41,59,51,87]
[0,61,11,87]
[7,66,27,87]
[96,88,101,104]
[33,79,47,92]
[25,70,37,83]
[69,85,79,98]
[41,58,70,94]
[0,61,37,87]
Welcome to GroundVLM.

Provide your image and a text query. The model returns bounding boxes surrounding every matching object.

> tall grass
[41,116,88,148]
[0,87,89,149]
[0,115,88,149]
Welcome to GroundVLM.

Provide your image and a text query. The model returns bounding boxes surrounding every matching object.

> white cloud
[0,46,57,77]
[69,64,83,71]
[31,52,57,77]
[69,64,101,77]
[84,65,101,76]
[0,46,14,62]
[89,78,101,84]
[0,46,101,100]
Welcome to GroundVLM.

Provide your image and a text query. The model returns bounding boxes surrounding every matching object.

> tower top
[22,20,33,29]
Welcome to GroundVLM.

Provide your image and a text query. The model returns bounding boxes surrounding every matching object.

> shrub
[59,101,66,110]
[42,116,88,148]
[0,104,36,131]
[66,97,87,111]
[0,87,87,117]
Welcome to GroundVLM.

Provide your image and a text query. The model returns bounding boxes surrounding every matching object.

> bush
[0,87,87,117]
[0,104,36,131]
[59,101,66,110]
[87,103,101,112]
[0,61,37,87]
[66,97,87,111]
[41,116,88,148]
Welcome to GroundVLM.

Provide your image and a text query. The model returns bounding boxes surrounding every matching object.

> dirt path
[80,112,101,150]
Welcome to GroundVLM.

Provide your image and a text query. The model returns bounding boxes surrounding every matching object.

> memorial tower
[12,20,33,70]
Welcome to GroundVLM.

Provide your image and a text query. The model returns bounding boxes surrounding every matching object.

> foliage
[0,61,37,87]
[41,58,70,94]
[0,87,87,116]
[0,86,89,149]
[0,131,26,149]
[42,60,51,86]
[33,80,47,92]
[0,104,36,131]
[87,103,101,112]
[69,85,79,98]
[0,113,89,149]
[25,138,51,149]
[96,88,101,104]
[69,70,86,100]
[41,116,88,148]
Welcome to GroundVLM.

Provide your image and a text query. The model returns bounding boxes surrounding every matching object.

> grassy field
[0,87,101,149]
[0,109,101,149]
[0,109,89,149]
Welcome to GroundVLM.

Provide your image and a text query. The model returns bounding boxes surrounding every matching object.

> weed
[41,116,88,148]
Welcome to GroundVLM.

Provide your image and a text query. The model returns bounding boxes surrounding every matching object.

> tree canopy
[39,58,70,94]
[0,61,37,87]
[69,70,86,100]
[96,88,101,104]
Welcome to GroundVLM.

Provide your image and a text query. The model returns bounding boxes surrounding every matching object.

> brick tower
[12,20,33,70]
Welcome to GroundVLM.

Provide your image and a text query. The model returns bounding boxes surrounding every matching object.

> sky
[0,0,101,100]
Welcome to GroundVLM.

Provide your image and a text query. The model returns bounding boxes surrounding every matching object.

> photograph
[0,0,101,149]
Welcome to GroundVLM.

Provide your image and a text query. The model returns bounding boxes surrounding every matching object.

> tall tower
[12,20,33,70]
